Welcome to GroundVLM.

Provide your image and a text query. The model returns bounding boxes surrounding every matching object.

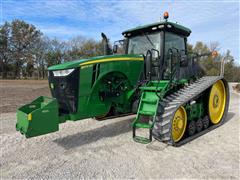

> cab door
[163,32,186,79]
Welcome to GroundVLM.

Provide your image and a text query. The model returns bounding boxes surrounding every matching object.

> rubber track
[152,76,229,146]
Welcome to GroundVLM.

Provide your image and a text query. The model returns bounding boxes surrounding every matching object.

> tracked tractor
[16,12,229,146]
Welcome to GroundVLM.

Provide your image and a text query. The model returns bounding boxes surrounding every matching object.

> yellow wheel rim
[172,106,187,142]
[208,80,226,124]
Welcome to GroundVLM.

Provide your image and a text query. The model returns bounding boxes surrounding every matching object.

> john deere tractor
[16,12,229,146]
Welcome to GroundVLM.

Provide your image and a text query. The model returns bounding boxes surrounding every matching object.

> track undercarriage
[133,76,229,145]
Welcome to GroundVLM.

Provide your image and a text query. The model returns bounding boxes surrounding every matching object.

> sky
[1,0,239,63]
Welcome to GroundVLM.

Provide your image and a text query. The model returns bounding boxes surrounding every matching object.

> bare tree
[45,38,67,67]
[32,36,51,79]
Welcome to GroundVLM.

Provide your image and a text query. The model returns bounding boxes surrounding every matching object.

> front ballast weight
[16,96,60,138]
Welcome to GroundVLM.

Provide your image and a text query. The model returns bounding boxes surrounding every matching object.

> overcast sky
[1,0,239,63]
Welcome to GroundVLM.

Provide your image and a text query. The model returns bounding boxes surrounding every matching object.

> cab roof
[122,21,191,37]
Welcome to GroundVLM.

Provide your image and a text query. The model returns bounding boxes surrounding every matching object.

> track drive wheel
[208,80,227,124]
[171,106,187,143]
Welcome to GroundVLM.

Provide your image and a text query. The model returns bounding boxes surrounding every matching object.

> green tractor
[16,12,229,146]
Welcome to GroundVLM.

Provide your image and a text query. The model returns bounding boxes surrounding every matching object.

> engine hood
[48,54,144,71]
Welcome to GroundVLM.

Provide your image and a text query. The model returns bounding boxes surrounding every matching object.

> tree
[0,22,11,78]
[187,43,193,54]
[66,36,87,61]
[66,36,103,61]
[80,39,103,58]
[26,58,34,77]
[10,20,41,78]
[32,36,51,79]
[191,41,239,81]
[222,50,235,81]
[45,38,67,67]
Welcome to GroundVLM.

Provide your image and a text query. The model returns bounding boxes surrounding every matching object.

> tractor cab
[116,12,192,82]
[121,13,194,143]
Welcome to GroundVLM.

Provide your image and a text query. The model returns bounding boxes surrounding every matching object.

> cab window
[165,32,185,54]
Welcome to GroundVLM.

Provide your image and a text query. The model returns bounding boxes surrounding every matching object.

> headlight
[53,68,74,77]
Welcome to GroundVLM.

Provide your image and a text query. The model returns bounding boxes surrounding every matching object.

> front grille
[48,68,79,114]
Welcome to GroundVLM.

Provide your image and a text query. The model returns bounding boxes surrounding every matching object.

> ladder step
[142,98,157,104]
[139,110,155,116]
[135,122,152,129]
[139,86,161,91]
[133,136,151,144]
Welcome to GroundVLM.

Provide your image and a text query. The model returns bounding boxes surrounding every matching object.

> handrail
[220,57,225,77]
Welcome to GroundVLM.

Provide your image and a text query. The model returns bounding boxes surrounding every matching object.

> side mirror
[113,44,118,53]
[180,54,188,67]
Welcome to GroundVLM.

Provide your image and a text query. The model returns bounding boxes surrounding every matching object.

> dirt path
[0,80,50,113]
[0,91,239,179]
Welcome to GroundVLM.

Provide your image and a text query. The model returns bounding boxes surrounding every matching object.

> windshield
[127,32,161,57]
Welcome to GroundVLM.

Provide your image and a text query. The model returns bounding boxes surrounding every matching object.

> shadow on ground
[54,117,133,149]
[224,112,235,123]
[54,112,235,150]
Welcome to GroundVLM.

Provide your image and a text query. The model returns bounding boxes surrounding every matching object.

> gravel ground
[0,83,239,179]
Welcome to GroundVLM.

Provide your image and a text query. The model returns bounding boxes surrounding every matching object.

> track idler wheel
[208,80,227,124]
[171,106,187,143]
[188,121,196,136]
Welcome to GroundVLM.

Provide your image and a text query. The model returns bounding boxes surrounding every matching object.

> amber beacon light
[164,12,169,19]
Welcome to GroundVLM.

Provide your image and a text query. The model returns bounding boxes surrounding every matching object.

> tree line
[187,42,240,82]
[0,19,239,82]
[0,20,103,79]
